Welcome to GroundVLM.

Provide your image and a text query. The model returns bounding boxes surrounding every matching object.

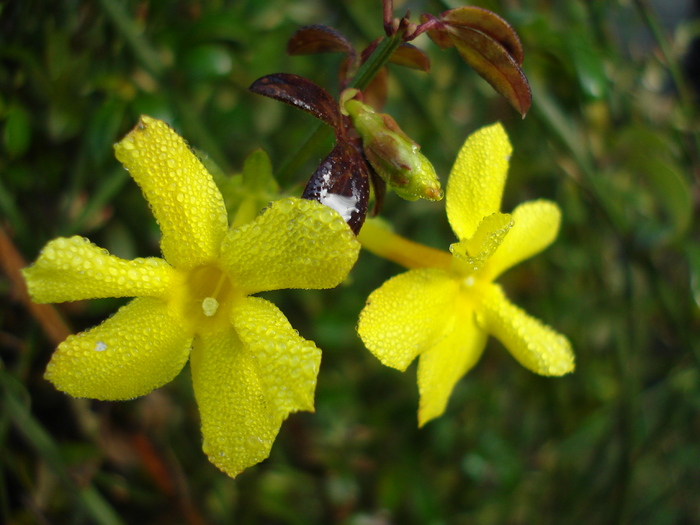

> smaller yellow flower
[357,122,574,426]
[23,116,361,477]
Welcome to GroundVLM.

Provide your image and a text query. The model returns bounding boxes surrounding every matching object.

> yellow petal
[22,236,175,303]
[417,302,487,427]
[114,116,228,269]
[357,268,459,371]
[477,284,574,376]
[190,327,279,478]
[232,297,321,422]
[45,297,193,400]
[220,198,360,294]
[446,122,512,240]
[482,200,561,281]
[450,212,513,273]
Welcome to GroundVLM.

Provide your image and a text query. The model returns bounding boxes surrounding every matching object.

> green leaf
[617,126,693,243]
[686,243,700,308]
[87,98,127,163]
[183,44,233,80]
[565,37,608,100]
[642,158,692,242]
[3,103,31,158]
[242,148,279,195]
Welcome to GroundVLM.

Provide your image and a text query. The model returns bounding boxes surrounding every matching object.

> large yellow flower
[357,122,574,426]
[22,116,360,477]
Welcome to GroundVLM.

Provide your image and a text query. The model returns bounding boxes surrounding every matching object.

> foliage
[1,0,699,523]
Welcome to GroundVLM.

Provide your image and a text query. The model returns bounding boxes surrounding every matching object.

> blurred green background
[1,0,699,523]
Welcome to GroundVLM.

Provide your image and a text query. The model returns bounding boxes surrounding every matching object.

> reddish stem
[383,0,394,35]
[407,14,443,41]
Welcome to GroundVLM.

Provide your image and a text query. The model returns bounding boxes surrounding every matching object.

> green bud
[343,95,443,202]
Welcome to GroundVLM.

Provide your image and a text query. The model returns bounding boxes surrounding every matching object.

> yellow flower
[22,116,360,477]
[357,122,574,427]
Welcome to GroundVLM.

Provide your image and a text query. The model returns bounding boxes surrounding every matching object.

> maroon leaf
[287,25,355,57]
[361,40,430,72]
[390,43,431,72]
[447,27,531,116]
[441,7,524,65]
[302,140,370,234]
[420,14,453,49]
[249,73,342,133]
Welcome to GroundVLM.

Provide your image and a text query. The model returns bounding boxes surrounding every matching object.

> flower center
[184,264,239,328]
[202,297,219,317]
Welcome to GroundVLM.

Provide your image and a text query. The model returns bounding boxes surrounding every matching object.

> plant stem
[277,31,406,182]
[383,0,394,35]
[348,30,405,91]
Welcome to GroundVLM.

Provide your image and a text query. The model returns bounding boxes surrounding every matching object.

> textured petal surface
[221,198,360,294]
[417,301,487,426]
[23,236,174,303]
[477,284,574,376]
[450,212,513,273]
[482,200,561,280]
[446,122,512,240]
[232,297,321,423]
[190,327,279,478]
[45,297,193,400]
[114,116,228,269]
[358,268,459,371]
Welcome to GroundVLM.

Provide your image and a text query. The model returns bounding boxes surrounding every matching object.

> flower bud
[343,95,443,202]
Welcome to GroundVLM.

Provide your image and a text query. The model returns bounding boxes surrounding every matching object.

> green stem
[348,31,405,91]
[277,31,406,182]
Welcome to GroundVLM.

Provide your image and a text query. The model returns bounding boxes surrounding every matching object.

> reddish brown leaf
[302,140,370,234]
[420,14,453,49]
[390,43,431,72]
[447,27,531,116]
[287,25,355,57]
[441,7,523,65]
[249,73,342,133]
[360,40,430,72]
